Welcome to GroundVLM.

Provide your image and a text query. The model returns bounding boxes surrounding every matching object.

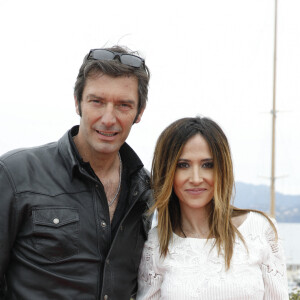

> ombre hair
[151,116,276,269]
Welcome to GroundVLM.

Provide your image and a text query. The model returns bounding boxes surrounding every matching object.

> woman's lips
[185,188,207,195]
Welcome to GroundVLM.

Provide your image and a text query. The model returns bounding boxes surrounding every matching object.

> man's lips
[96,130,119,137]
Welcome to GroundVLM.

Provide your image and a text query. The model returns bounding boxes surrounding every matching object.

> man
[0,46,152,300]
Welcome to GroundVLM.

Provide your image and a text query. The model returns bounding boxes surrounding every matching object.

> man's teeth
[98,131,116,137]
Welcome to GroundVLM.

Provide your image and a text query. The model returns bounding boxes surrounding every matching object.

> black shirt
[68,126,142,241]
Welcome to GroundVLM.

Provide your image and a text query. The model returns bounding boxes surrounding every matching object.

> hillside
[234,182,300,223]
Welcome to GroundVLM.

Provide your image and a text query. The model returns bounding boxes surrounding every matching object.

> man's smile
[96,130,119,137]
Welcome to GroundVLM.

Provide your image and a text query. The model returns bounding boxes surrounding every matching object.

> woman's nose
[189,168,204,185]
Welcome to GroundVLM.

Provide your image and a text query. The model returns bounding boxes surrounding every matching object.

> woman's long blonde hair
[151,117,276,270]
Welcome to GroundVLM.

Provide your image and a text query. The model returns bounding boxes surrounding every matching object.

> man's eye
[202,162,214,169]
[119,103,131,109]
[177,162,189,169]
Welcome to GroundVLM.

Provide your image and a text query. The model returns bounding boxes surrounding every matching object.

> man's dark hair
[74,46,150,120]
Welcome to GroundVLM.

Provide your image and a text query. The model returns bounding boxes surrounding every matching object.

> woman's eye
[177,162,189,169]
[202,162,214,169]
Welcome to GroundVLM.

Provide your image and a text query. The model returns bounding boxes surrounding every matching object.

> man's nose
[101,105,116,127]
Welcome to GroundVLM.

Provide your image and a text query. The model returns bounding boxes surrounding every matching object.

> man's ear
[74,96,80,116]
[134,106,146,124]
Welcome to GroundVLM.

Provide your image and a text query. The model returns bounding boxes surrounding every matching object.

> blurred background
[0,0,299,295]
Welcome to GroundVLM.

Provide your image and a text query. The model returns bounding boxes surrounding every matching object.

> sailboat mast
[270,0,278,218]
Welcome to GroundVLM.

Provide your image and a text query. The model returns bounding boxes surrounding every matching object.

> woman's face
[173,134,215,212]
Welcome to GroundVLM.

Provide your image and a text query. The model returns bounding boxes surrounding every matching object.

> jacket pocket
[32,207,79,261]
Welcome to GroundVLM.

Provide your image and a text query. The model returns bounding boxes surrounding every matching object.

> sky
[0,0,299,197]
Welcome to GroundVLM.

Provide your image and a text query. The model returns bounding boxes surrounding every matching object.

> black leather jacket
[0,128,153,300]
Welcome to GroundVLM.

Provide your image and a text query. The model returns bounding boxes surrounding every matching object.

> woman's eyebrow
[177,158,213,162]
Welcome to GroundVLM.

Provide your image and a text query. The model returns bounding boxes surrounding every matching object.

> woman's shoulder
[145,226,160,248]
[238,211,277,236]
[248,211,275,225]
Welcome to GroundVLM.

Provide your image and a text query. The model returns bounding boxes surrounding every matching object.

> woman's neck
[179,205,211,239]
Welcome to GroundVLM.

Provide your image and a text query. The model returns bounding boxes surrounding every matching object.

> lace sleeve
[261,218,289,300]
[136,230,163,300]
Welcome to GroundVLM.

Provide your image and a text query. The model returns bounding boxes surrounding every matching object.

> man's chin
[93,144,121,156]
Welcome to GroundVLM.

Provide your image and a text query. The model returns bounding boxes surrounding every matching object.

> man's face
[75,74,143,158]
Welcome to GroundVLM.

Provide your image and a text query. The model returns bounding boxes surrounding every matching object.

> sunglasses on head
[88,48,145,68]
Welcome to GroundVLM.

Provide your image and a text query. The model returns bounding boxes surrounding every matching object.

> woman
[137,117,288,299]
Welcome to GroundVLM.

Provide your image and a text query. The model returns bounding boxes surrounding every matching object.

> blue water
[278,223,300,265]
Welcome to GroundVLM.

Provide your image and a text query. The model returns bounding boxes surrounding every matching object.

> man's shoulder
[133,167,152,198]
[0,142,61,194]
[131,166,153,209]
[0,128,72,169]
[136,166,150,180]
[0,141,58,167]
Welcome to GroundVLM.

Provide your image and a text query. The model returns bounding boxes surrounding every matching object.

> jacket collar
[57,127,78,179]
[58,126,144,179]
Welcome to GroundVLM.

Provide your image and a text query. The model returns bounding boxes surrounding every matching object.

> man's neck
[73,135,120,178]
[73,134,122,222]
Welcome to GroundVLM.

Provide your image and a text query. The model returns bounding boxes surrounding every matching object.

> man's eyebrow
[117,99,136,104]
[86,95,136,105]
[86,94,104,99]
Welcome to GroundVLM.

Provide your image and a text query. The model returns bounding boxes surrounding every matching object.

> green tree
[290,289,300,300]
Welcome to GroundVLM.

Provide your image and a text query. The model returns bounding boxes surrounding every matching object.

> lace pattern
[136,212,289,300]
[262,219,286,277]
[138,236,162,286]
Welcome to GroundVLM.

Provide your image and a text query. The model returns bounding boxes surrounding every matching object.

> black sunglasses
[88,49,145,68]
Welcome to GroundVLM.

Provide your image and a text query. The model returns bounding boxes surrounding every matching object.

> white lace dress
[136,212,288,300]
